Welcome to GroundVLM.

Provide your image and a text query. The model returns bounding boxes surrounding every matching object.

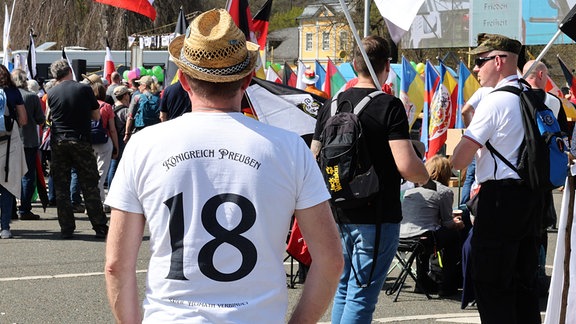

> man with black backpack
[312,35,429,323]
[451,34,543,324]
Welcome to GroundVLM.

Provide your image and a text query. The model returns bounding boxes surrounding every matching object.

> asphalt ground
[0,188,562,324]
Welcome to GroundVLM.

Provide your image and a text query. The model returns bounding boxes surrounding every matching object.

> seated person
[400,155,465,296]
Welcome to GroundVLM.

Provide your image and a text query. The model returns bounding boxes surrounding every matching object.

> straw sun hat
[168,9,259,83]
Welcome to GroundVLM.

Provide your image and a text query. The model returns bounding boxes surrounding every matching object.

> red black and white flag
[94,0,156,21]
[245,78,327,144]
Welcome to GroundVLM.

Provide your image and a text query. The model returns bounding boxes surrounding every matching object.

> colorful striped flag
[324,57,346,97]
[252,0,272,49]
[456,61,480,128]
[400,56,424,129]
[283,62,297,88]
[314,60,326,90]
[94,0,156,21]
[420,60,439,154]
[227,0,255,43]
[265,66,282,83]
[558,55,576,96]
[546,74,576,119]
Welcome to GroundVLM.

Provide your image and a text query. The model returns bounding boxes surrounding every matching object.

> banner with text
[400,0,576,49]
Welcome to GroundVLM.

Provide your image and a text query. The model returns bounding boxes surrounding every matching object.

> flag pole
[522,29,563,78]
[338,0,380,89]
[363,0,370,37]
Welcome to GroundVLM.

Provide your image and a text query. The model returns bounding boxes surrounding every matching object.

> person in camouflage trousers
[47,59,108,239]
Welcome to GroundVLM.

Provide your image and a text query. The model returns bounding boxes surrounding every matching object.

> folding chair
[385,237,433,302]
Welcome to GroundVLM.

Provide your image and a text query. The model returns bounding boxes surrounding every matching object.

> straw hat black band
[178,52,251,77]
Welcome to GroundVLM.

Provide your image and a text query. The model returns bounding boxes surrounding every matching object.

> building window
[322,32,330,51]
[339,31,348,51]
[306,33,313,51]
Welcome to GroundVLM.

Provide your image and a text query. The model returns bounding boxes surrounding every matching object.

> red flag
[94,0,156,21]
[283,62,297,88]
[252,0,272,49]
[103,39,115,84]
[227,0,255,43]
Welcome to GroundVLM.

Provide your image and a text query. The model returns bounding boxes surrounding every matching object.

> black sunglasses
[474,55,508,68]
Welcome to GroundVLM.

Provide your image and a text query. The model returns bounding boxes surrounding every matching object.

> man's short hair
[353,35,390,75]
[50,59,71,80]
[11,69,28,89]
[184,73,244,99]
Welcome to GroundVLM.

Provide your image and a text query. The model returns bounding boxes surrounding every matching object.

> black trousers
[471,179,542,324]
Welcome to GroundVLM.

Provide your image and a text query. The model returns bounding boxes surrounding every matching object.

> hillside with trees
[1,0,318,51]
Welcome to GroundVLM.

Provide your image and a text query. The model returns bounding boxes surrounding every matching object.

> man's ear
[240,73,253,91]
[178,70,191,92]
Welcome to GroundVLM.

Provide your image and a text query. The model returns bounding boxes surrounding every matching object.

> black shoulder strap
[485,140,519,179]
[485,84,523,178]
[330,90,385,117]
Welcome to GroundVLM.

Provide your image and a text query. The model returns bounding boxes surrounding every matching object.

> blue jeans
[1,185,14,230]
[19,147,38,214]
[460,158,476,205]
[48,168,82,204]
[107,158,119,189]
[331,223,400,324]
[70,168,82,205]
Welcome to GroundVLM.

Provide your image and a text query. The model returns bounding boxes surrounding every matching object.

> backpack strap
[330,93,341,117]
[354,90,385,115]
[485,140,519,179]
[486,84,524,178]
[330,90,386,117]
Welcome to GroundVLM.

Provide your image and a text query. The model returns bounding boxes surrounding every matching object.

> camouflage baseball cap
[469,33,522,55]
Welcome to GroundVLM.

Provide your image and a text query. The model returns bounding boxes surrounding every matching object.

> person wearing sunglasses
[451,34,542,324]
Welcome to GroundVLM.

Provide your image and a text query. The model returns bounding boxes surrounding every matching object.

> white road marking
[0,269,147,282]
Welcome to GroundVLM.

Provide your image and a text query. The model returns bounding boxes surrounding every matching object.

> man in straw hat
[104,9,343,323]
[451,34,543,323]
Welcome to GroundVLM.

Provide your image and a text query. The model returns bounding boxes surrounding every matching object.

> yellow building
[297,1,355,67]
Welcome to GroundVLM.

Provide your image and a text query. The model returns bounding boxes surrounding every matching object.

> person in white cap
[104,9,343,324]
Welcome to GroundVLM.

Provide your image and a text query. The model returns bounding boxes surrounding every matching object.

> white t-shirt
[467,86,493,110]
[464,76,524,184]
[106,112,330,323]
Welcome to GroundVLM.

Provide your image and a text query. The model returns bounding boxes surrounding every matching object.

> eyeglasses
[474,55,508,68]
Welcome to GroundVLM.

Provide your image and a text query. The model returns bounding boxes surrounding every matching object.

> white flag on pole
[374,0,425,44]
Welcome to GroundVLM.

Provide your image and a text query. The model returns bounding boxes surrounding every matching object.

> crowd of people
[0,7,567,324]
[0,57,192,240]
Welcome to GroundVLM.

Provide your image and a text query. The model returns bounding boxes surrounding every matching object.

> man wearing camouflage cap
[451,34,542,323]
[104,8,342,324]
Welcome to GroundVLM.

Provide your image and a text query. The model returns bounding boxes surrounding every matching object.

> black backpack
[319,91,384,209]
[488,81,569,192]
